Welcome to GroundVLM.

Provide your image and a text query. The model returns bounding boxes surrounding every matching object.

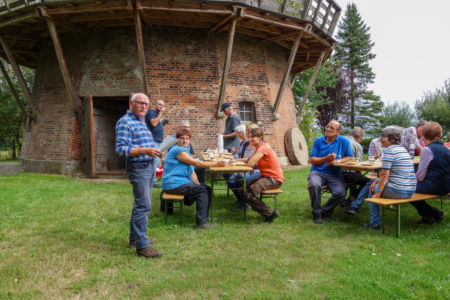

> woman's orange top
[255,143,284,183]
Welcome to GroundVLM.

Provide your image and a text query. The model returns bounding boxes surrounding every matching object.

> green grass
[0,170,449,299]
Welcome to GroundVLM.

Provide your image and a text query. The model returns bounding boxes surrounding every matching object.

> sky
[337,0,450,108]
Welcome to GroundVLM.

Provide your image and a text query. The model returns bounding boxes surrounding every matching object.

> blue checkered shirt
[115,110,155,162]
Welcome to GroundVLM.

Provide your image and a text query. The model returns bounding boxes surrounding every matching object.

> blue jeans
[126,160,155,249]
[152,141,161,184]
[307,171,347,215]
[352,180,414,226]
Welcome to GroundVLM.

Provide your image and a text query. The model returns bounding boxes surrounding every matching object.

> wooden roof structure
[0,0,340,73]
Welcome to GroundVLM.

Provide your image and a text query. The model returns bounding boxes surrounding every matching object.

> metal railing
[0,0,341,36]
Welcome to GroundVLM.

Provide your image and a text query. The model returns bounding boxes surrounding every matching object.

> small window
[239,102,255,123]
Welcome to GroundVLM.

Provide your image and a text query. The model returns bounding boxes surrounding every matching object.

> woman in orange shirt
[242,127,284,222]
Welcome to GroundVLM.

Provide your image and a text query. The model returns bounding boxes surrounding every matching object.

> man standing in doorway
[307,120,353,224]
[220,102,241,152]
[116,93,162,258]
[145,100,167,188]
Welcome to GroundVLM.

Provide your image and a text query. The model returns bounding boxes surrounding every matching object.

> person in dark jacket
[411,121,450,224]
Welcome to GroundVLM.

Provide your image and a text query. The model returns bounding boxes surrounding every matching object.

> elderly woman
[162,128,225,229]
[241,127,284,222]
[227,124,260,210]
[410,122,449,223]
[345,127,416,230]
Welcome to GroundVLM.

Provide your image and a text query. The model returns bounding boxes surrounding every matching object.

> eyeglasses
[134,100,149,107]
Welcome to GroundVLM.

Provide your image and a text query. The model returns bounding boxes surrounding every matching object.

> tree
[381,101,416,128]
[415,79,450,131]
[0,58,34,160]
[333,3,383,129]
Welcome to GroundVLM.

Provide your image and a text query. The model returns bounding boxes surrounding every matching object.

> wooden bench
[365,193,446,237]
[260,189,283,211]
[162,193,185,225]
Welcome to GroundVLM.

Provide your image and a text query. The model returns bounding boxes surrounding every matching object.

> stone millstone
[284,127,309,165]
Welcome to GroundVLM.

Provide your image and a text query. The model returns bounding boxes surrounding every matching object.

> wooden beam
[296,50,326,122]
[45,18,78,113]
[216,12,238,118]
[0,59,27,117]
[133,0,147,93]
[301,0,313,19]
[272,30,304,121]
[209,13,233,33]
[37,7,88,34]
[281,0,288,13]
[320,3,332,31]
[0,11,35,29]
[0,35,36,116]
[139,5,231,16]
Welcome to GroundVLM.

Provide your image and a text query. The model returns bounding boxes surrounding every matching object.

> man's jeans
[352,180,414,226]
[126,160,154,249]
[308,171,346,215]
[152,141,161,185]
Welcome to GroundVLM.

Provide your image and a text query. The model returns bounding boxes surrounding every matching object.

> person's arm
[223,131,238,139]
[177,151,225,168]
[246,151,264,168]
[371,169,389,198]
[310,155,334,166]
[149,109,165,127]
[329,156,353,166]
[415,147,433,182]
[191,171,200,185]
[129,147,160,157]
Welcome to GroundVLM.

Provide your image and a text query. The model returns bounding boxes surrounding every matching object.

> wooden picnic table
[334,157,420,175]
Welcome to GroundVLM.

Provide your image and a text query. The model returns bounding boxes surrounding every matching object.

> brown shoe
[129,238,156,248]
[136,246,162,258]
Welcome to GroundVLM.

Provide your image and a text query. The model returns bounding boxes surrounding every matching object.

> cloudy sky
[337,0,450,107]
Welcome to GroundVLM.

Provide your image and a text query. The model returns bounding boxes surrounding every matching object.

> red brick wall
[21,26,298,174]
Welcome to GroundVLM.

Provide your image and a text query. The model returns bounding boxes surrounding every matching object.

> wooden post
[281,0,288,13]
[301,0,312,19]
[216,9,238,118]
[83,96,95,177]
[271,30,304,121]
[46,18,78,113]
[296,50,326,122]
[0,59,27,117]
[0,35,36,116]
[133,0,147,93]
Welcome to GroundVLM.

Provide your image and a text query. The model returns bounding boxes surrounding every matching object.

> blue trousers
[126,160,154,249]
[307,171,346,215]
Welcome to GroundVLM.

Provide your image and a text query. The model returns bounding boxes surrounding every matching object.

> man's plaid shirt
[115,110,155,162]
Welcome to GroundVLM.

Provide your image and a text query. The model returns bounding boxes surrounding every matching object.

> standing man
[342,128,370,208]
[145,100,167,188]
[220,102,241,152]
[308,120,353,224]
[116,93,162,258]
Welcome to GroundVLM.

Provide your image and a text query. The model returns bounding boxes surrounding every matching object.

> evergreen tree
[333,3,383,129]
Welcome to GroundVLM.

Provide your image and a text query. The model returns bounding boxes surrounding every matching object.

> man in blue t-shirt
[145,100,167,188]
[308,120,353,224]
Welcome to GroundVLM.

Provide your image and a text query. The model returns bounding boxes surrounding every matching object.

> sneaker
[362,223,381,230]
[262,210,279,223]
[129,238,156,248]
[153,183,162,189]
[322,211,332,222]
[196,223,217,229]
[313,214,323,224]
[136,246,162,258]
[343,206,358,216]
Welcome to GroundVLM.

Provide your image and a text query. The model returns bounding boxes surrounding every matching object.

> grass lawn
[0,169,448,299]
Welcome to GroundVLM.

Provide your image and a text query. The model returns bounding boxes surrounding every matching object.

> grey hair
[330,120,342,131]
[416,120,427,128]
[350,127,364,138]
[235,124,246,134]
[381,127,402,145]
[180,120,190,126]
[131,93,138,103]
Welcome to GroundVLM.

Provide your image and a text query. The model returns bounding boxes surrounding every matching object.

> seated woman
[410,121,449,223]
[346,127,416,230]
[162,128,225,229]
[241,127,284,222]
[227,123,260,210]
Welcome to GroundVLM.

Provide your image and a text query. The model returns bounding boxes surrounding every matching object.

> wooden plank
[281,0,288,13]
[320,2,332,30]
[328,6,340,35]
[83,96,95,177]
[272,30,304,121]
[296,50,326,120]
[0,58,27,117]
[365,193,441,206]
[133,0,147,93]
[0,35,36,115]
[209,13,233,33]
[216,10,237,118]
[45,18,78,112]
[301,0,313,19]
[0,11,35,29]
[37,6,88,34]
[140,5,231,15]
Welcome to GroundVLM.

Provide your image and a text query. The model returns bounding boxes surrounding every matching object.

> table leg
[243,172,247,220]
[396,204,401,238]
[210,173,214,222]
[381,206,385,234]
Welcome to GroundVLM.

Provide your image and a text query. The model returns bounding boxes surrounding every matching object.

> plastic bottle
[409,144,415,159]
[217,134,224,154]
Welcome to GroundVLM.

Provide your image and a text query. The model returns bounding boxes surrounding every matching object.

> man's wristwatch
[337,159,341,164]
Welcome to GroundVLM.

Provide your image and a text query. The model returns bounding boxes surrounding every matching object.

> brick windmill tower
[0,0,340,176]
